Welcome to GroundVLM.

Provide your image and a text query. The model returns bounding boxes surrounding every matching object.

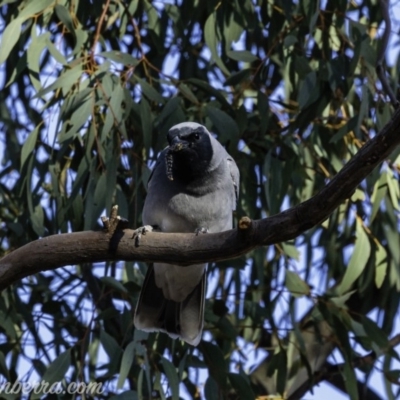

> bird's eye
[193,133,200,140]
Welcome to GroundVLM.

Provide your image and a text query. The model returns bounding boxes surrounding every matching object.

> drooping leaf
[206,106,239,143]
[226,50,258,63]
[117,341,136,388]
[0,18,23,64]
[228,373,255,399]
[375,241,388,289]
[204,12,229,75]
[161,357,180,400]
[20,125,40,170]
[19,0,54,20]
[285,270,310,298]
[201,342,228,391]
[41,349,71,385]
[337,217,371,295]
[55,4,75,35]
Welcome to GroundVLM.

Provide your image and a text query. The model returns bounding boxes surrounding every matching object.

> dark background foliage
[0,0,399,399]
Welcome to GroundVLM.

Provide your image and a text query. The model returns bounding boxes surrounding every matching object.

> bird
[133,122,239,346]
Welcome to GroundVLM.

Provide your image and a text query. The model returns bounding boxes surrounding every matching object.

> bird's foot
[132,225,156,245]
[101,205,129,235]
[195,227,209,235]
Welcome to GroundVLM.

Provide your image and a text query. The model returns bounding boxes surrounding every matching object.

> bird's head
[165,123,213,181]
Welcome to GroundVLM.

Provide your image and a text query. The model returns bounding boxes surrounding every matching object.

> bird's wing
[146,148,167,188]
[227,156,240,207]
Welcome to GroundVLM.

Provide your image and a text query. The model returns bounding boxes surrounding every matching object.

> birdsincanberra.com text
[0,380,104,395]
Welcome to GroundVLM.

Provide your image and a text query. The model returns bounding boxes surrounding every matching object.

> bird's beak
[169,137,188,152]
[166,137,188,181]
[170,142,184,152]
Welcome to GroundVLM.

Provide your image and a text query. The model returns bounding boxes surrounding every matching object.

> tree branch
[288,333,400,399]
[1,108,400,290]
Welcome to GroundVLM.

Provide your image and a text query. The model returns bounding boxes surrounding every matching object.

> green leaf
[201,342,228,390]
[360,316,389,350]
[356,85,369,135]
[117,341,136,389]
[73,28,89,56]
[206,106,239,143]
[37,63,83,97]
[178,83,198,103]
[158,96,181,124]
[337,217,371,295]
[27,30,49,92]
[375,241,387,289]
[204,12,229,75]
[330,290,356,308]
[282,242,300,260]
[90,172,107,223]
[101,276,128,294]
[187,78,231,109]
[204,376,219,400]
[128,0,140,15]
[61,93,93,141]
[329,116,358,143]
[0,18,23,65]
[263,149,290,215]
[228,373,255,399]
[6,50,28,87]
[285,270,310,298]
[386,169,400,211]
[298,71,319,109]
[276,348,288,396]
[350,188,365,202]
[161,357,180,400]
[224,69,252,86]
[46,35,67,65]
[100,51,139,66]
[19,0,54,20]
[144,0,161,35]
[41,349,71,384]
[283,35,298,48]
[341,359,359,400]
[30,204,45,236]
[100,330,123,360]
[226,50,258,62]
[370,172,387,222]
[215,316,238,341]
[135,76,164,103]
[102,83,125,141]
[55,4,75,34]
[20,125,40,170]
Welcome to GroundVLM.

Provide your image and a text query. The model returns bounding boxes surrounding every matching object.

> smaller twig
[376,0,399,108]
[90,0,112,57]
[290,333,400,399]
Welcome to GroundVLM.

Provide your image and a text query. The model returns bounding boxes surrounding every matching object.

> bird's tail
[134,264,205,346]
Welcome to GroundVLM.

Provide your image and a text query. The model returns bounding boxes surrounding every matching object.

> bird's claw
[132,225,154,245]
[195,227,209,236]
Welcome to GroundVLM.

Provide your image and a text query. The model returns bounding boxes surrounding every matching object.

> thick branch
[1,108,400,289]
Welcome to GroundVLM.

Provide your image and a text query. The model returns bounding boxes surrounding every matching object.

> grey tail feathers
[134,264,205,346]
